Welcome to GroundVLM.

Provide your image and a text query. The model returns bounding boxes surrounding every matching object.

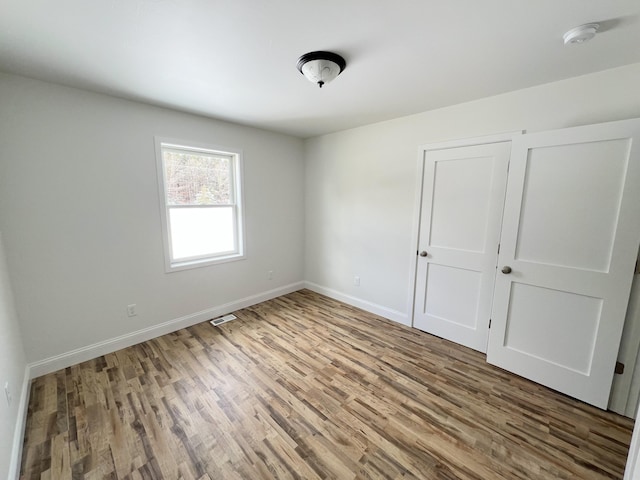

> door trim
[409,131,523,328]
[610,270,640,417]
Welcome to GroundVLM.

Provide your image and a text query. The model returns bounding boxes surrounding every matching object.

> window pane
[163,150,231,205]
[169,207,236,260]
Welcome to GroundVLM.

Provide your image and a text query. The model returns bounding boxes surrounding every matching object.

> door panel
[429,156,495,252]
[487,118,640,409]
[514,139,628,272]
[414,143,510,353]
[504,283,601,374]
[423,264,482,329]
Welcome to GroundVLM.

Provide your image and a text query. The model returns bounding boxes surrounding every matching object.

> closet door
[487,119,640,409]
[414,143,510,353]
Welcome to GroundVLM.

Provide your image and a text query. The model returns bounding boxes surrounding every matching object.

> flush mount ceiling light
[563,23,600,45]
[297,51,346,88]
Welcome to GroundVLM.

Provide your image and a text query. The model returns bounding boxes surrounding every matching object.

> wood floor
[20,290,634,479]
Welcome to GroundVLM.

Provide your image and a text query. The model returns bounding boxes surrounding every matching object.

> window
[155,138,244,271]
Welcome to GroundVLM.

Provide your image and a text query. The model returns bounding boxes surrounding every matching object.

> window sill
[166,252,245,273]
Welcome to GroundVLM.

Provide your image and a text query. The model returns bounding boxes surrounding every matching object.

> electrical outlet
[4,381,11,406]
[127,304,137,317]
[267,270,273,280]
[354,275,360,286]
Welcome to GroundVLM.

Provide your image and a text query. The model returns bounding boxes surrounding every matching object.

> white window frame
[155,137,245,272]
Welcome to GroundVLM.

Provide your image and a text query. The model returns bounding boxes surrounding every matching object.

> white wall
[0,232,28,480]
[304,62,640,322]
[0,72,305,365]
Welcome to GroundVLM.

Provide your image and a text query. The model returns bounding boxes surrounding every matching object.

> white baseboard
[28,282,305,379]
[9,364,31,480]
[304,281,410,327]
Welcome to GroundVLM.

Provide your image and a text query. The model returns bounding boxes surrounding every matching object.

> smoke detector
[563,24,600,45]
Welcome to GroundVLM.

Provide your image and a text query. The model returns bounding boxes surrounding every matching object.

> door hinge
[489,319,492,329]
[507,161,510,173]
[615,361,625,375]
[497,243,500,255]
[635,260,640,275]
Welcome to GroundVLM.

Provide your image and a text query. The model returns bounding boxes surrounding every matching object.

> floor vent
[210,314,237,327]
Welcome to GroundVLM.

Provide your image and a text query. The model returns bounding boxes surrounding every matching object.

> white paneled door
[487,119,640,409]
[414,143,510,353]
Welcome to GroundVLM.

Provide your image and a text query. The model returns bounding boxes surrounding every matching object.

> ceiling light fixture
[297,51,346,88]
[563,23,600,45]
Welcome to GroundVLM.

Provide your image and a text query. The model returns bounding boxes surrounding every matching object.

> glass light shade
[301,59,341,87]
[297,51,346,88]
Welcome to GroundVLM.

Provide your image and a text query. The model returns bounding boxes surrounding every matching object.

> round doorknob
[419,251,428,257]
[501,266,512,274]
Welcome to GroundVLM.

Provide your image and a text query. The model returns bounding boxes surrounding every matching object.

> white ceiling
[1,0,639,138]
